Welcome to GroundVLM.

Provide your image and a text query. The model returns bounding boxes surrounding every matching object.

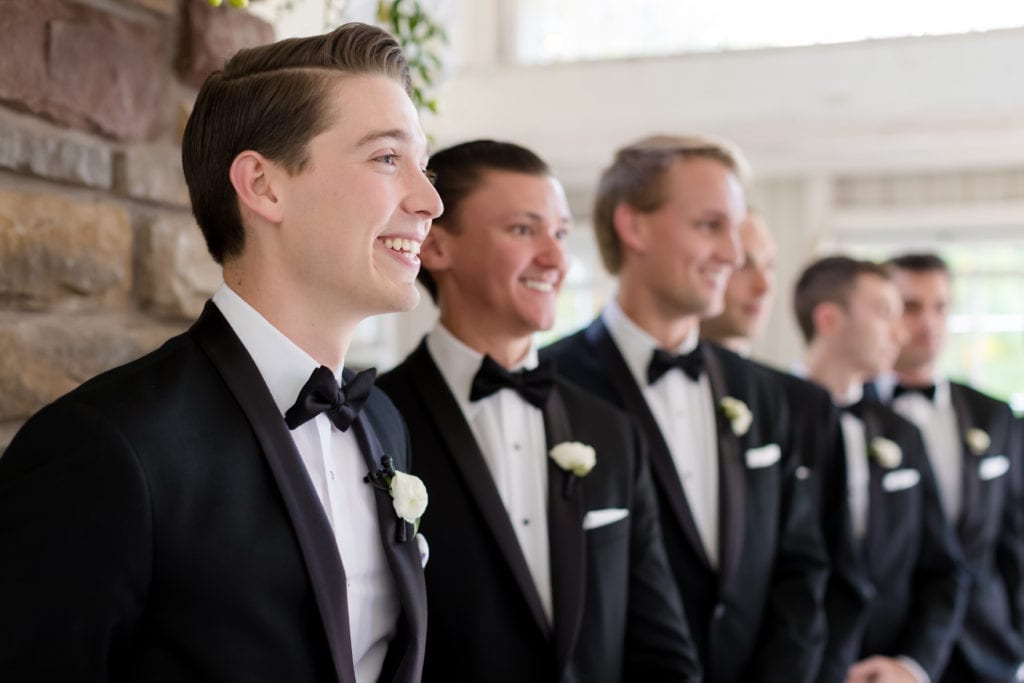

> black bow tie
[841,397,870,421]
[284,366,376,431]
[469,355,554,409]
[893,383,937,402]
[647,345,705,384]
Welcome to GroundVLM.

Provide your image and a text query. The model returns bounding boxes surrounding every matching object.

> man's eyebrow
[355,128,409,147]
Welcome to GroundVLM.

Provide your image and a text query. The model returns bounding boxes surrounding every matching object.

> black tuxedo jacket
[816,399,967,683]
[0,302,427,682]
[377,340,701,683]
[908,382,1024,683]
[542,320,829,683]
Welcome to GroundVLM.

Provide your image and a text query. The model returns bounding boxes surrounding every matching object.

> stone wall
[0,0,274,451]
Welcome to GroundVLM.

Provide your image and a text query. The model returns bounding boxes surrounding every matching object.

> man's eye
[377,153,398,165]
[512,224,531,235]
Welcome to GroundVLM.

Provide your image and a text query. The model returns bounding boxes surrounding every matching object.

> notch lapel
[406,343,551,638]
[702,347,746,590]
[543,387,585,679]
[191,303,357,683]
[584,320,712,569]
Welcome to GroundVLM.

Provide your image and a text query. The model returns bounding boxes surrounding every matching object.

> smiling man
[0,24,439,682]
[544,135,828,682]
[378,139,700,682]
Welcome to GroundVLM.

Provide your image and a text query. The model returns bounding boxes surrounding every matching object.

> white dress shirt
[602,300,720,567]
[887,379,962,522]
[426,324,553,623]
[212,285,398,683]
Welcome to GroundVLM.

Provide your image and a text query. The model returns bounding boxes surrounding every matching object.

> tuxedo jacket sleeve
[0,302,425,683]
[377,342,701,683]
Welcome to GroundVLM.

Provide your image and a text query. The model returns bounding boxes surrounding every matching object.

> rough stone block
[116,144,190,206]
[0,0,166,141]
[0,311,185,421]
[177,0,275,89]
[0,189,132,309]
[136,212,220,320]
[0,121,113,189]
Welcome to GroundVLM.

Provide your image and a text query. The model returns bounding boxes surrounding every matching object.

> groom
[378,139,701,682]
[0,23,440,682]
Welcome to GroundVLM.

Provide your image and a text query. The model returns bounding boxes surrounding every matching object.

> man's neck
[704,333,750,357]
[223,265,355,370]
[804,344,862,403]
[894,363,937,387]
[438,311,531,369]
[616,287,699,351]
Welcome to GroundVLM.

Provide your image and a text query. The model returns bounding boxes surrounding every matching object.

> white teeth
[523,280,554,292]
[383,238,421,255]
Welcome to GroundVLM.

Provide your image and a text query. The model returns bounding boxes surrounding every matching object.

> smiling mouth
[383,237,421,257]
[522,279,555,293]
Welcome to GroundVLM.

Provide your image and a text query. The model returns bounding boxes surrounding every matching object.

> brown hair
[592,134,749,274]
[884,252,951,276]
[181,23,411,264]
[793,255,890,342]
[419,139,551,301]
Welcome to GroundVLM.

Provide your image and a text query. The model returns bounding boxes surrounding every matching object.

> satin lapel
[702,347,745,590]
[949,384,982,535]
[544,387,585,679]
[407,343,551,637]
[860,407,887,570]
[584,320,712,569]
[191,302,357,683]
[350,406,427,673]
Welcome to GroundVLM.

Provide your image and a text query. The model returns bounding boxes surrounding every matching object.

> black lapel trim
[351,408,427,678]
[544,387,585,678]
[190,302,357,683]
[702,346,745,589]
[860,406,887,570]
[948,382,982,535]
[584,320,712,569]
[407,342,551,638]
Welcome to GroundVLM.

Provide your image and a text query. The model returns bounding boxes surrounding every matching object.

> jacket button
[713,604,726,620]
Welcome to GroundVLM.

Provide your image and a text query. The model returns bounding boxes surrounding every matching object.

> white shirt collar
[601,296,699,388]
[212,284,340,417]
[425,323,538,406]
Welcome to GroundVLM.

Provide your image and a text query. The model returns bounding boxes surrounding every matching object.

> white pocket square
[882,468,921,492]
[416,533,429,568]
[980,454,1010,481]
[745,443,781,469]
[583,508,629,530]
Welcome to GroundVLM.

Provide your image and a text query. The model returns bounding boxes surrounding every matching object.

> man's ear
[813,301,843,338]
[613,202,647,255]
[229,150,283,224]
[419,224,454,272]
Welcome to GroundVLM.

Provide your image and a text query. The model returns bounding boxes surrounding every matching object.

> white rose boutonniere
[365,455,428,540]
[549,441,596,477]
[389,471,428,530]
[719,396,752,437]
[869,436,902,469]
[965,428,991,456]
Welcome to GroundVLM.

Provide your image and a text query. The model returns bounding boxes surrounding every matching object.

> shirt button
[512,443,521,451]
[522,518,530,526]
[328,470,335,481]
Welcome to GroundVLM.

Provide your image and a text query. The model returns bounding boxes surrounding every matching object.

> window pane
[514,0,1024,64]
